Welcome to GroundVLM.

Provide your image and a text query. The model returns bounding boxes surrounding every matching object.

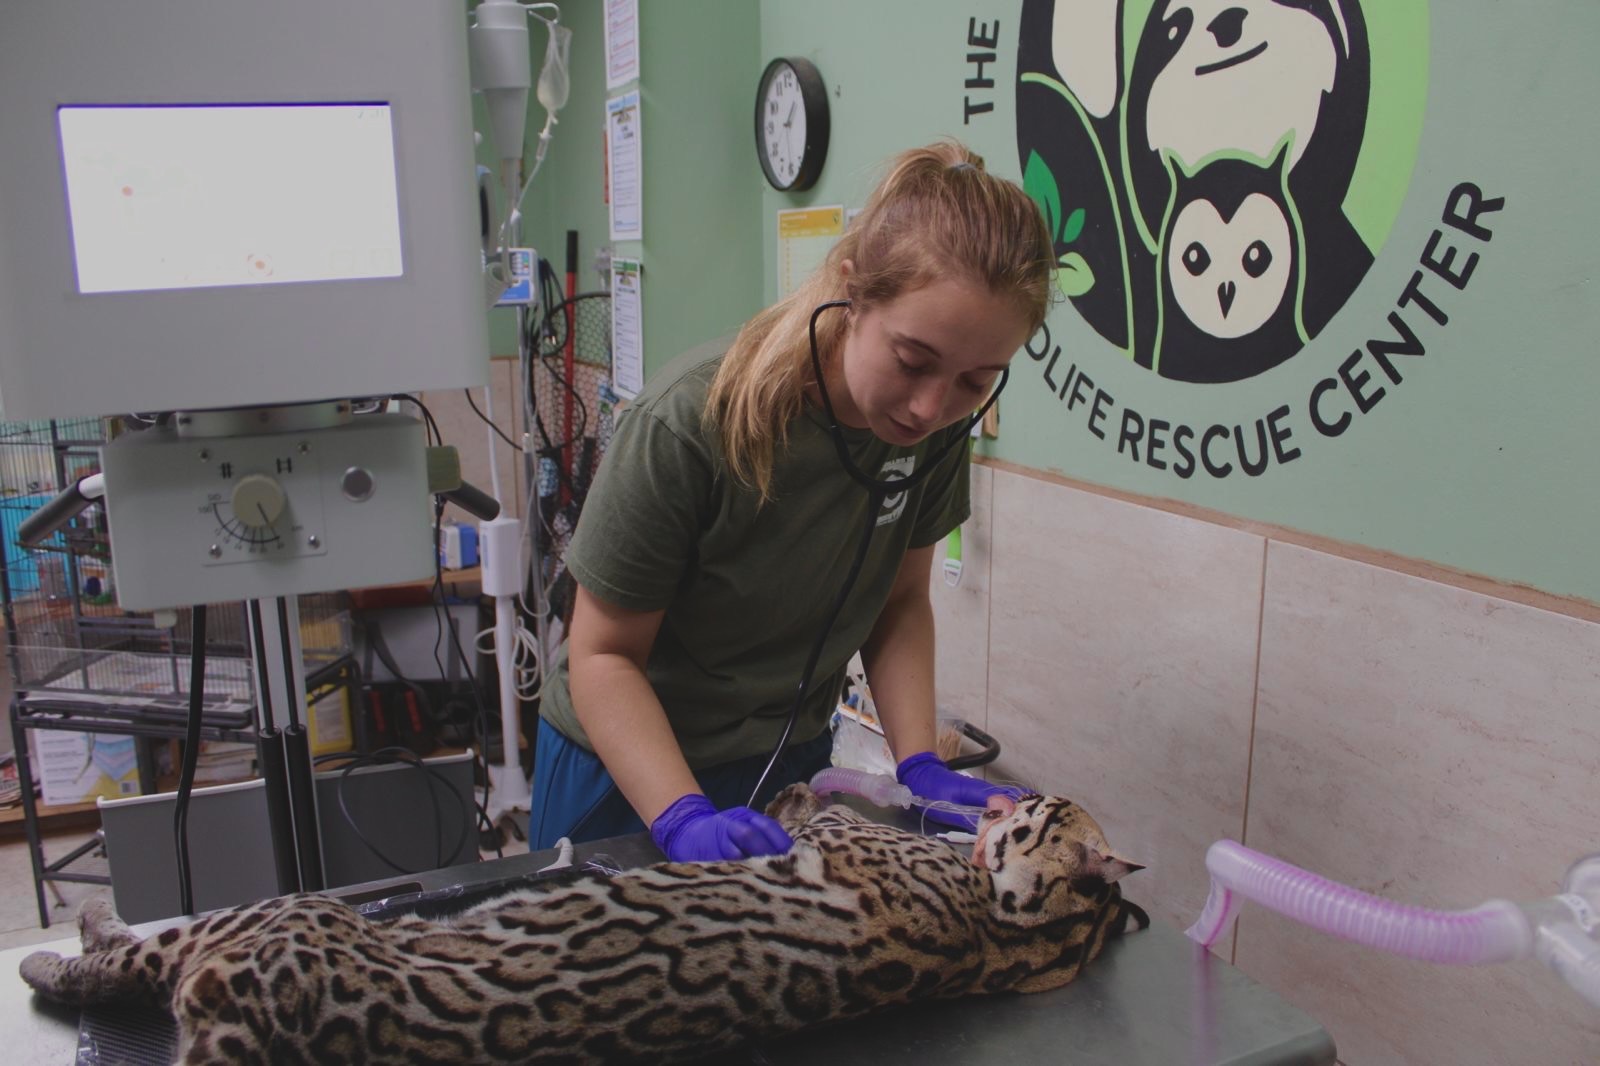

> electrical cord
[387,391,504,857]
[387,397,457,692]
[429,485,500,848]
[515,277,561,771]
[475,621,544,702]
[525,261,569,352]
[526,293,600,455]
[535,256,564,335]
[359,616,446,727]
[312,747,472,875]
[390,394,442,447]
[518,291,600,595]
[426,495,487,833]
[396,394,456,688]
[434,538,504,858]
[530,353,590,458]
[519,292,611,654]
[464,388,524,453]
[174,604,208,916]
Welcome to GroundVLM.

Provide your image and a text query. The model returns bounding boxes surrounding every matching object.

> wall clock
[755,57,829,192]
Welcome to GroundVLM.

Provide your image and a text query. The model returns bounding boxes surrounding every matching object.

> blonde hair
[706,140,1054,501]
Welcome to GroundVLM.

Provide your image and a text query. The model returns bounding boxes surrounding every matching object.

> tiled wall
[928,464,1600,1066]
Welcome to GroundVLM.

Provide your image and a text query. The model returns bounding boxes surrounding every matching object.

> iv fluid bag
[537,23,572,113]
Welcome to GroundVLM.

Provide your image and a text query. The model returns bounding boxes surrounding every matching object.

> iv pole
[469,0,569,825]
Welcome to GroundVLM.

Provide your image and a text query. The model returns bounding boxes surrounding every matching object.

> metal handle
[16,473,104,547]
[441,479,501,521]
[945,719,1002,771]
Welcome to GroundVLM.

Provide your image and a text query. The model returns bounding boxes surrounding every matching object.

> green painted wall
[510,1,1598,603]
[480,0,763,371]
[756,0,1600,603]
[630,1,764,369]
[476,0,611,357]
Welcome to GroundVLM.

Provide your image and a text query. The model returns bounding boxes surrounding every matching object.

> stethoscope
[744,299,1009,805]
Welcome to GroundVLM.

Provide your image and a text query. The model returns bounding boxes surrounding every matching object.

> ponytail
[706,140,1054,501]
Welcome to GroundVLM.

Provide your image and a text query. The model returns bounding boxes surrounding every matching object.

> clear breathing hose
[1187,840,1600,1009]
[807,767,990,828]
[810,768,913,809]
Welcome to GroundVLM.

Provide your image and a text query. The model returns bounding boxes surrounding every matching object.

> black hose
[441,480,501,521]
[248,601,299,895]
[315,747,469,875]
[173,605,208,916]
[277,597,323,889]
[283,724,324,890]
[16,478,97,547]
[747,491,884,807]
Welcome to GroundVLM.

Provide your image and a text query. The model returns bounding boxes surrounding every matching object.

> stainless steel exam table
[2,808,1334,1064]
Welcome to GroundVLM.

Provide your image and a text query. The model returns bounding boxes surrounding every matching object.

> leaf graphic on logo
[1023,151,1064,244]
[1057,252,1094,298]
[1061,207,1085,244]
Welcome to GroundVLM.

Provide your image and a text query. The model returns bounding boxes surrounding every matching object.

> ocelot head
[971,794,1144,925]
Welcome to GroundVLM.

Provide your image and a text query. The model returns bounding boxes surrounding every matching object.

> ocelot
[20,784,1147,1064]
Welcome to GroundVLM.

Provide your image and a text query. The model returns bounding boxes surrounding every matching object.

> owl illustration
[1155,152,1304,383]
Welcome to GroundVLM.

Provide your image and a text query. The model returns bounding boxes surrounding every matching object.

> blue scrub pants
[528,716,834,850]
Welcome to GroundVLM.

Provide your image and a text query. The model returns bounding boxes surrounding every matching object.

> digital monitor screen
[57,104,404,294]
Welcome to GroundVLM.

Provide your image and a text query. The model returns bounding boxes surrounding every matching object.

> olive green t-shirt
[539,339,971,768]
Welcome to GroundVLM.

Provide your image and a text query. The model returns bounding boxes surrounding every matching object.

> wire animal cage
[0,418,354,733]
[1,417,363,927]
[0,418,107,604]
[11,595,353,732]
[527,291,616,630]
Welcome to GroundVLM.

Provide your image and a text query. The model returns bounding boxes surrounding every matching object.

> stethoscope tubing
[745,300,1010,806]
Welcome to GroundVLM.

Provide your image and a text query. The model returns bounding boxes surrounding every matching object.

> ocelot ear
[1082,846,1145,884]
[984,793,1018,818]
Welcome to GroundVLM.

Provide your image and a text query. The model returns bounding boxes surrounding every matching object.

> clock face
[755,57,828,192]
[760,63,807,189]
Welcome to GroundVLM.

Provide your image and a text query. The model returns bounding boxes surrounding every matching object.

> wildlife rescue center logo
[989,0,1508,480]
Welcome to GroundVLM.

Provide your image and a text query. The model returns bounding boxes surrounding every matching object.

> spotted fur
[19,785,1146,1064]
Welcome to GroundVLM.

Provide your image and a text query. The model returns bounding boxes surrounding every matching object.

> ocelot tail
[19,784,1148,1064]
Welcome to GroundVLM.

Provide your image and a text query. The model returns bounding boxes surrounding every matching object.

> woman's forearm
[570,651,701,827]
[860,586,940,764]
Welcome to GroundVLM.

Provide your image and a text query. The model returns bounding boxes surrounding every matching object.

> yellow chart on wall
[777,205,844,298]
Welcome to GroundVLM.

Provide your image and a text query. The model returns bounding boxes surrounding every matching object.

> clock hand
[784,101,796,128]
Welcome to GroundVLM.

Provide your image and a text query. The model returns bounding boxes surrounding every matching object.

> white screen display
[57,104,404,294]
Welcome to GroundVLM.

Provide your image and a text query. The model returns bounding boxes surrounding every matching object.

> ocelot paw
[765,783,822,832]
[78,897,137,954]
[18,950,64,996]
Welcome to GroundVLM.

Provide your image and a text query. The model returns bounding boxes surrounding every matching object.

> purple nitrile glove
[650,794,794,862]
[896,751,1031,830]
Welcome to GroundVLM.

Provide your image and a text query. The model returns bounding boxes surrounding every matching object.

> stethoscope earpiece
[806,300,1007,496]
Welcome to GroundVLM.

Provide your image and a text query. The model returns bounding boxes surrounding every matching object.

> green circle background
[1118,0,1430,254]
